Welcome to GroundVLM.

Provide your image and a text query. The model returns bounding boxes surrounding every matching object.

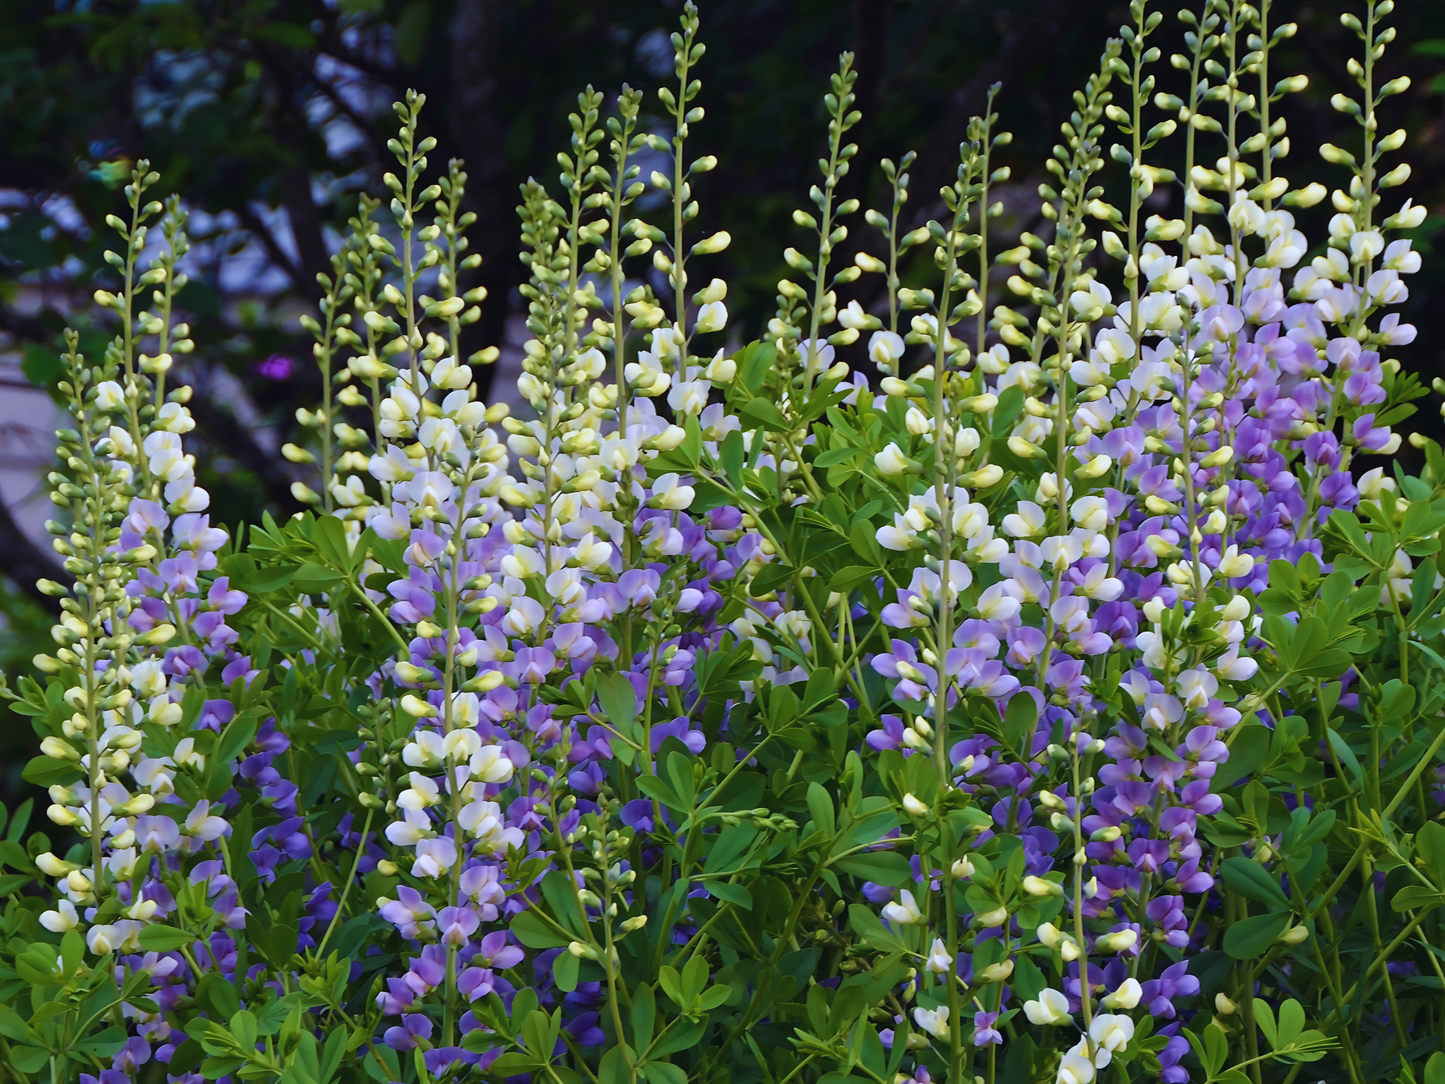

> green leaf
[75,1025,129,1058]
[636,775,686,812]
[631,983,656,1052]
[22,755,81,787]
[642,1062,688,1084]
[1419,822,1445,886]
[702,880,753,910]
[807,783,836,839]
[599,1044,632,1084]
[8,1046,49,1075]
[0,1003,29,1042]
[741,398,791,432]
[511,910,572,949]
[832,850,913,886]
[1276,999,1304,1048]
[652,1019,705,1056]
[848,905,908,952]
[139,925,197,951]
[815,447,861,467]
[1002,692,1037,760]
[1326,730,1364,790]
[1211,724,1270,791]
[1390,885,1443,913]
[1222,912,1291,959]
[553,950,580,993]
[196,973,241,1022]
[1253,1000,1278,1048]
[1424,1051,1445,1084]
[6,798,32,842]
[231,1010,258,1051]
[595,676,635,734]
[319,1027,347,1084]
[1220,858,1290,908]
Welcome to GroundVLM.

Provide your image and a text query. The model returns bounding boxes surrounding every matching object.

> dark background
[0,0,1442,807]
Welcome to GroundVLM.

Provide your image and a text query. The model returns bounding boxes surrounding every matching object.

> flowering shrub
[3,2,1444,1084]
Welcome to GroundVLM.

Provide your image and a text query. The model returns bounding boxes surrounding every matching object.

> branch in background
[234,202,305,295]
[310,65,396,167]
[185,393,304,517]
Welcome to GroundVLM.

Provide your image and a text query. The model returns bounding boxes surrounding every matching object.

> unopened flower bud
[35,852,74,877]
[975,906,1008,928]
[1022,876,1064,897]
[979,960,1014,983]
[1096,929,1139,953]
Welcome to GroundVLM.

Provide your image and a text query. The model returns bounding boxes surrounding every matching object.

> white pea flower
[912,1006,950,1039]
[86,924,122,955]
[694,300,727,334]
[1103,979,1143,1010]
[1057,1040,1096,1084]
[443,729,482,762]
[470,745,515,784]
[1349,230,1385,263]
[868,330,905,369]
[1215,545,1254,579]
[648,473,694,511]
[881,889,927,926]
[924,938,953,974]
[397,773,442,810]
[1088,1013,1135,1063]
[41,899,79,933]
[875,443,914,476]
[404,732,446,769]
[1024,988,1072,1025]
[1002,501,1047,538]
[95,381,126,412]
[1070,496,1110,532]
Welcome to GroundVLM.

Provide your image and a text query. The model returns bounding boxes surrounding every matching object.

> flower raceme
[0,2,1430,1084]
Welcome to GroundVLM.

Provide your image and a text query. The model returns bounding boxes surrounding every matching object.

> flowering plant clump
[3,2,1444,1084]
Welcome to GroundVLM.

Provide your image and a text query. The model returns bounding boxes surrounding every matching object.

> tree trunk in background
[263,48,333,293]
[449,0,518,402]
[0,495,60,613]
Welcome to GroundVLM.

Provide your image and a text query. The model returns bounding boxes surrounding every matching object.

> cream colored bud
[975,906,1008,928]
[1096,929,1139,953]
[35,852,74,877]
[1022,875,1064,897]
[979,960,1014,983]
[400,694,439,718]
